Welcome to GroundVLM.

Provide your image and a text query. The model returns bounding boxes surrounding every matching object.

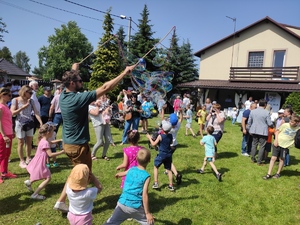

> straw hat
[67,164,90,190]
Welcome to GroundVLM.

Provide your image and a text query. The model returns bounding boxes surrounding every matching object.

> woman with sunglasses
[10,85,43,168]
[120,94,142,145]
[0,88,16,183]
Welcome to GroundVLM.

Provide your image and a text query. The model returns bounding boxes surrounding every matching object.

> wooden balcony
[229,67,300,83]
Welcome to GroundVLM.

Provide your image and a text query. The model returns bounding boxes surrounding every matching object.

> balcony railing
[229,67,300,83]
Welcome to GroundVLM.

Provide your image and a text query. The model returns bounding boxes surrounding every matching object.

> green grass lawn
[1,118,300,225]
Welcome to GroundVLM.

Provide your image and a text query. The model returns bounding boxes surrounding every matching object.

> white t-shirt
[89,105,103,127]
[244,100,252,110]
[66,184,98,215]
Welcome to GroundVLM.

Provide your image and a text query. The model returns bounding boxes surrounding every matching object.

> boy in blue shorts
[197,126,222,181]
[104,148,154,225]
[146,121,175,191]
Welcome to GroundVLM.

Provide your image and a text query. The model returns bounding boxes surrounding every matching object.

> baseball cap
[43,86,52,91]
[278,109,284,114]
[162,121,172,132]
[169,113,178,126]
[67,164,90,190]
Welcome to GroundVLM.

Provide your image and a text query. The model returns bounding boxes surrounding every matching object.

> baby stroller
[110,103,124,130]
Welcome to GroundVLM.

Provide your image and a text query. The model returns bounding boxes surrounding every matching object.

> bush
[283,92,300,114]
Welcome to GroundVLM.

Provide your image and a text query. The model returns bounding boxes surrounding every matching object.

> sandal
[91,156,97,160]
[263,174,272,180]
[102,156,110,161]
[273,173,280,179]
[31,194,46,200]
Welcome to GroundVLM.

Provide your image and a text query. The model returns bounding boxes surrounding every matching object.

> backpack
[294,129,300,149]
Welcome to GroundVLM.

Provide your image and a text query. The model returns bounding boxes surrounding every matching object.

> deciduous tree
[36,21,93,81]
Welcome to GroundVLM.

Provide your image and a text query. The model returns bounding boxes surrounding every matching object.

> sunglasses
[3,93,12,97]
[74,79,83,83]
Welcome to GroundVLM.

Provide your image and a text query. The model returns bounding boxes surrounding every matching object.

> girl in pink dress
[24,123,64,200]
[116,130,143,188]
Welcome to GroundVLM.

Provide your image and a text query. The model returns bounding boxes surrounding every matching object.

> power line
[0,0,101,34]
[29,0,103,22]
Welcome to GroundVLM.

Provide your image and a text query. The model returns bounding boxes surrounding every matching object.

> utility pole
[120,15,132,52]
[226,16,236,68]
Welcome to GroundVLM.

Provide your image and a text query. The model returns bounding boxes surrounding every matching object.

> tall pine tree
[130,5,157,71]
[89,8,122,100]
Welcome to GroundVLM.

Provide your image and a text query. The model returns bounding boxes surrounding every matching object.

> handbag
[22,120,35,131]
[125,112,132,121]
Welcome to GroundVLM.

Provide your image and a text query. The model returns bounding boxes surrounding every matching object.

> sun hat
[68,164,90,190]
[278,109,284,114]
[162,121,172,132]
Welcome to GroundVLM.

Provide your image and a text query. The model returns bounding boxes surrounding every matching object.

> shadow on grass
[0,181,66,216]
[280,169,300,177]
[93,194,120,213]
[289,155,300,166]
[111,151,124,159]
[155,218,192,225]
[0,193,31,215]
[218,151,238,159]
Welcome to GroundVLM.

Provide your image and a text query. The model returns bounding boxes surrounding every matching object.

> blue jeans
[241,132,252,154]
[284,149,290,165]
[53,113,63,133]
[121,116,140,144]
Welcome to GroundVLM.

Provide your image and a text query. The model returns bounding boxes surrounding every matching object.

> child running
[196,126,222,181]
[24,123,64,199]
[116,130,143,188]
[146,121,175,191]
[184,103,196,137]
[104,148,154,225]
[66,164,102,225]
[197,104,207,137]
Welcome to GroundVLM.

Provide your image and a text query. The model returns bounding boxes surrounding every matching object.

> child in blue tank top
[104,148,154,225]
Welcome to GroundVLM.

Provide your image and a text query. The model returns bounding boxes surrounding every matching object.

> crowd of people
[0,65,300,224]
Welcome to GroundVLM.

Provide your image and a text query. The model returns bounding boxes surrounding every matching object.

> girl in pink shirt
[116,130,143,188]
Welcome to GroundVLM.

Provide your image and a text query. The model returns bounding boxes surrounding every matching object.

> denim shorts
[154,154,172,170]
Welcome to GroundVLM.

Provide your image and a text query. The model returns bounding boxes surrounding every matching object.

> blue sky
[0,0,299,73]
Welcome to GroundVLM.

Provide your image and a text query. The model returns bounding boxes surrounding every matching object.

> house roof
[194,16,300,57]
[177,79,300,93]
[0,58,29,76]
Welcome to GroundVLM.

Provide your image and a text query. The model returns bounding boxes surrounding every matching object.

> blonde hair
[137,148,151,167]
[38,123,54,140]
[18,85,32,98]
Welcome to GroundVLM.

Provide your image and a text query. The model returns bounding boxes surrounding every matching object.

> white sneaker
[19,161,27,168]
[24,180,33,192]
[242,153,250,157]
[53,202,69,213]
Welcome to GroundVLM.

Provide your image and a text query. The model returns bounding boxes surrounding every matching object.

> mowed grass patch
[1,117,300,225]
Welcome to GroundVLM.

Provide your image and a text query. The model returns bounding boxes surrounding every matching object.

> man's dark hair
[258,99,267,107]
[62,70,79,88]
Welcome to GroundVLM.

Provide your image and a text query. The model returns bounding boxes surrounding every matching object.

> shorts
[186,123,191,129]
[15,121,34,139]
[265,143,272,152]
[63,143,92,170]
[272,145,288,160]
[206,157,213,162]
[67,212,93,225]
[154,154,172,170]
[51,147,56,153]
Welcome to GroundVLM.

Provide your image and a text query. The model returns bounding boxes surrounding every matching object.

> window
[248,52,264,67]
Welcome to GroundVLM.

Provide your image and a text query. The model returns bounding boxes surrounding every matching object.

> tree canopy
[0,18,8,42]
[89,8,122,99]
[0,46,13,63]
[13,51,31,73]
[36,21,93,81]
